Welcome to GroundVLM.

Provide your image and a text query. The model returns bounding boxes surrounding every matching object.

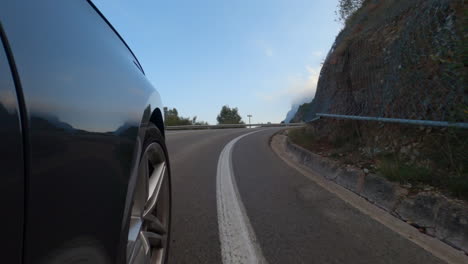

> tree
[336,0,364,23]
[191,116,209,126]
[163,107,192,126]
[216,105,244,124]
[163,107,209,126]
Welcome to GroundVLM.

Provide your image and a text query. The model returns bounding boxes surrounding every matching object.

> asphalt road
[165,128,445,264]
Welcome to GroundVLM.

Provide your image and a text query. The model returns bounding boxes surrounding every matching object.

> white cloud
[257,65,321,105]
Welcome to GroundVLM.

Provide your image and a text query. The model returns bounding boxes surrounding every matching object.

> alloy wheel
[127,142,170,264]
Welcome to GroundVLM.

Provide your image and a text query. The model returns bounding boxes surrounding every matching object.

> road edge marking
[270,133,468,264]
[216,130,268,264]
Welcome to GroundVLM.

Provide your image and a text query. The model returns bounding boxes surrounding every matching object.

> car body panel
[0,1,164,263]
[0,29,25,264]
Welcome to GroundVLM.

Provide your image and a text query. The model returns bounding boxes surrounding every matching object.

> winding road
[166,128,446,264]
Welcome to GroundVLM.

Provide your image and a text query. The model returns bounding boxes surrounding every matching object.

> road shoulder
[270,132,468,264]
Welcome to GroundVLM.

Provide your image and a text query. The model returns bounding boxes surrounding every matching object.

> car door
[0,28,25,264]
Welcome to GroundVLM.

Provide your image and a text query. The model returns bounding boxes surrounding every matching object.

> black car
[0,1,171,263]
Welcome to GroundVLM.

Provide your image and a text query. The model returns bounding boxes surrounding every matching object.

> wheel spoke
[148,162,166,199]
[128,216,143,249]
[133,152,149,217]
[142,231,163,249]
[144,213,167,235]
[144,163,166,217]
[128,231,151,264]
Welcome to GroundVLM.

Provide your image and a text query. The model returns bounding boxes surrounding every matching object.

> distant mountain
[283,104,300,123]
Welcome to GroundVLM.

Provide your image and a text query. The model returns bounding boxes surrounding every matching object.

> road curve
[166,128,444,264]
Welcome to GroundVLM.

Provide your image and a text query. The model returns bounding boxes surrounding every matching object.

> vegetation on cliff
[289,0,467,199]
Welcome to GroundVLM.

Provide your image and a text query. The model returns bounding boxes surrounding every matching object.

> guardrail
[165,123,305,130]
[315,113,468,128]
[166,113,468,130]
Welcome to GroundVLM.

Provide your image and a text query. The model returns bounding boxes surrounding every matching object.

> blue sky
[93,0,341,124]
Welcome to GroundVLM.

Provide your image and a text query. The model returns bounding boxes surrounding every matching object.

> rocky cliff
[294,0,466,122]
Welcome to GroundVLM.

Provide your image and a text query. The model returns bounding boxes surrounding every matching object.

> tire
[126,123,171,264]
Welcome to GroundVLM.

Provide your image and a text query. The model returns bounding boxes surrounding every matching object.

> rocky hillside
[294,0,466,122]
[286,0,468,252]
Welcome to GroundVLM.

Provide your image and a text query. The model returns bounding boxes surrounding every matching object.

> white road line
[216,130,268,264]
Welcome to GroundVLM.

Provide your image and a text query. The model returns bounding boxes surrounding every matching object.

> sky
[92,0,341,124]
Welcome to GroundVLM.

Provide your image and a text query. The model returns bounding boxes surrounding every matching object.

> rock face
[290,100,313,123]
[396,192,468,251]
[294,0,465,122]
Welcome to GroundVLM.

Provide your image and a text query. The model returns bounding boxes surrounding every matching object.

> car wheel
[126,124,171,264]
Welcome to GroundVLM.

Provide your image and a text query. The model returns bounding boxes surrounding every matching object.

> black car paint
[0,1,165,263]
[0,30,25,264]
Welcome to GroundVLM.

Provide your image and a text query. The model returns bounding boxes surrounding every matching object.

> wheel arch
[149,107,165,138]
